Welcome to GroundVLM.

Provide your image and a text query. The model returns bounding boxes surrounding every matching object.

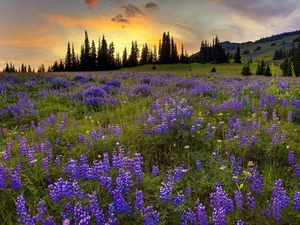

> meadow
[0,64,300,224]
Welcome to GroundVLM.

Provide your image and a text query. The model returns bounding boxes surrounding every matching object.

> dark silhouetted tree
[122,47,128,67]
[234,44,242,63]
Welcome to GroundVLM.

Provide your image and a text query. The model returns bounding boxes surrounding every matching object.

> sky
[1,0,300,70]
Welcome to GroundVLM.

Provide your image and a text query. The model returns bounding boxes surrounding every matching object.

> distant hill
[191,30,300,62]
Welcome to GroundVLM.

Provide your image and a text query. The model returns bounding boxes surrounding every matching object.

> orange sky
[1,0,300,70]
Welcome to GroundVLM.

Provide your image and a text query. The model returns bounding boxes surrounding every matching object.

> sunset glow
[1,0,300,70]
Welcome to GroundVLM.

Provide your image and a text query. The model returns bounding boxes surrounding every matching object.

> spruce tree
[234,44,242,63]
[65,42,71,71]
[264,64,272,76]
[241,62,252,76]
[90,40,97,71]
[122,47,128,67]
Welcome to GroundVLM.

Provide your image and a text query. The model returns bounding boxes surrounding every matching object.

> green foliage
[241,62,252,76]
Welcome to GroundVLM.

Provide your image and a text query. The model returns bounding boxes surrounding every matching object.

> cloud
[111,14,129,23]
[121,4,144,17]
[83,0,98,9]
[145,2,159,11]
[216,0,296,22]
[109,0,123,4]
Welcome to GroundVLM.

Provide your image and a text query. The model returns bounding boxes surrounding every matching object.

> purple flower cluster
[48,178,84,203]
[248,165,264,195]
[262,179,290,222]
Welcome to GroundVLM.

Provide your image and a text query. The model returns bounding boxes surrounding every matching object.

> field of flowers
[0,71,300,224]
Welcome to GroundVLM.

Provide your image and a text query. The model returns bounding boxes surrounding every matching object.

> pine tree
[71,44,77,71]
[241,62,252,76]
[122,47,128,67]
[234,44,242,63]
[65,42,71,71]
[98,35,109,70]
[83,30,91,70]
[28,64,32,73]
[58,59,64,71]
[90,40,97,71]
[153,45,157,63]
[108,42,116,70]
[264,64,272,76]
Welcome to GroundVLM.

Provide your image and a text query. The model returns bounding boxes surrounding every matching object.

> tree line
[280,40,300,77]
[50,31,190,72]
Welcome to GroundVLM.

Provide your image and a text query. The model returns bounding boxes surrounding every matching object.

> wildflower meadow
[1,71,300,224]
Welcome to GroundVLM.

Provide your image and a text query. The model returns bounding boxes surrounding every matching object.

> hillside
[191,30,300,62]
[224,30,300,62]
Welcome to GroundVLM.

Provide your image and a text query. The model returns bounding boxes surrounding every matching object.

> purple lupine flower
[152,165,159,177]
[195,201,209,225]
[108,203,116,218]
[288,151,297,166]
[246,192,257,210]
[27,145,37,167]
[61,202,74,221]
[42,216,56,224]
[86,137,92,149]
[180,120,185,131]
[48,178,84,203]
[135,189,144,212]
[19,137,29,156]
[210,185,234,213]
[159,181,174,203]
[3,141,12,161]
[78,134,84,143]
[172,191,186,207]
[133,153,143,182]
[48,148,53,163]
[103,152,110,173]
[212,207,226,225]
[196,158,203,170]
[116,168,133,194]
[16,194,34,224]
[91,129,98,140]
[112,124,121,138]
[236,220,245,225]
[181,208,197,225]
[294,164,300,178]
[263,111,268,120]
[287,111,293,122]
[143,206,160,225]
[234,190,243,210]
[73,203,90,225]
[66,142,72,150]
[293,191,300,210]
[0,163,7,188]
[264,179,290,222]
[33,200,47,222]
[10,167,22,190]
[54,155,61,167]
[55,138,60,146]
[112,188,132,215]
[42,157,49,169]
[87,191,106,224]
[174,166,183,181]
[251,135,257,146]
[248,165,263,195]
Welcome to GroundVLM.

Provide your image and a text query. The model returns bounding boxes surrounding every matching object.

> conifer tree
[122,47,128,67]
[241,62,252,76]
[98,35,109,70]
[65,42,71,71]
[108,42,116,70]
[234,44,242,63]
[264,64,272,76]
[90,40,97,71]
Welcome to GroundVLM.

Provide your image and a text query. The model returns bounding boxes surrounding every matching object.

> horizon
[1,0,300,70]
